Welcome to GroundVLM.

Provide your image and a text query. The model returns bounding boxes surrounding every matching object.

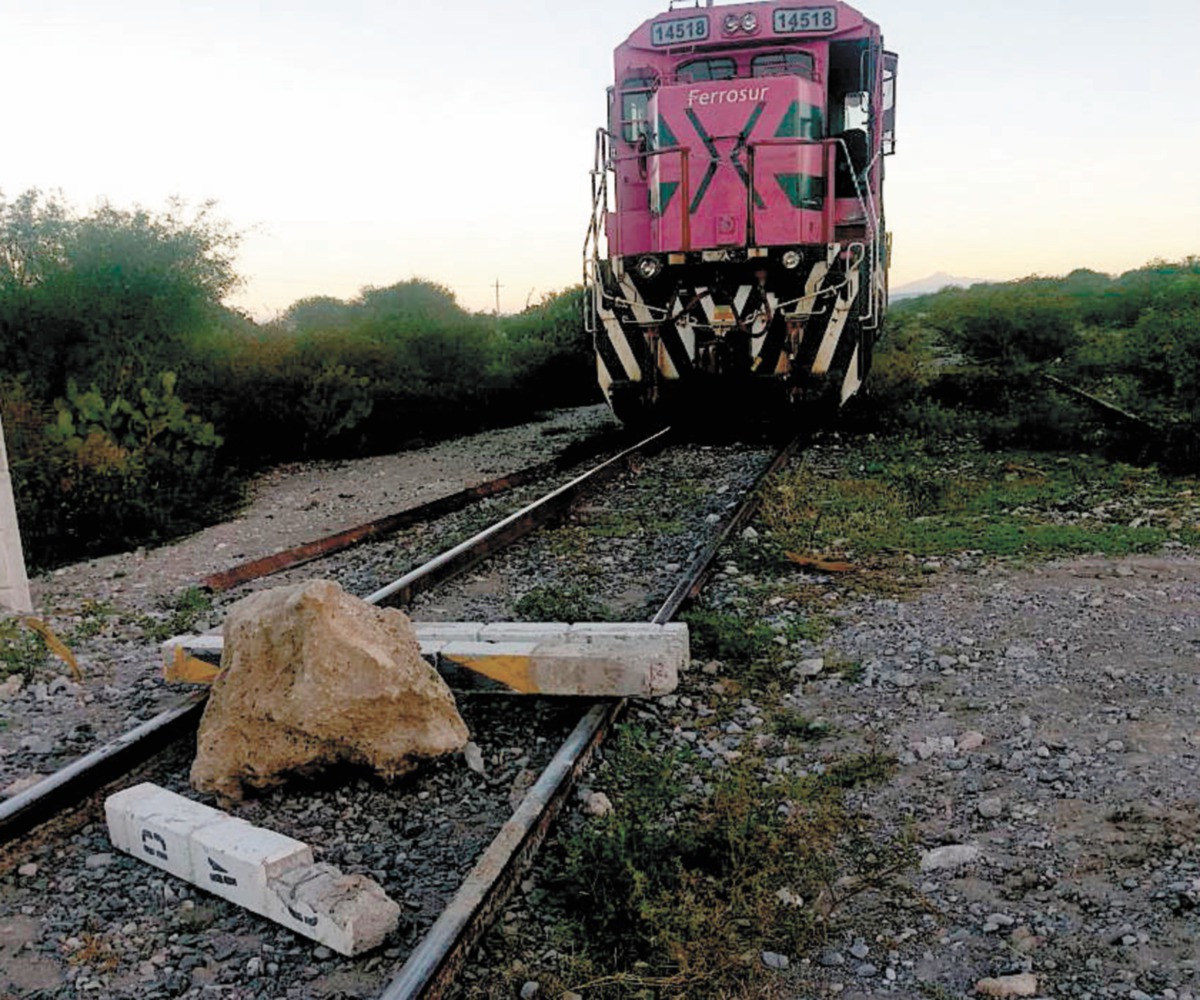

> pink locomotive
[585,0,897,425]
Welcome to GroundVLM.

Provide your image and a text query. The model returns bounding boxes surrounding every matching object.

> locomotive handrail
[744,135,877,242]
[746,134,882,327]
[583,128,612,336]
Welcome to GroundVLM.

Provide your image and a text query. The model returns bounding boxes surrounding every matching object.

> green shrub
[0,190,239,401]
[0,618,48,682]
[6,373,231,567]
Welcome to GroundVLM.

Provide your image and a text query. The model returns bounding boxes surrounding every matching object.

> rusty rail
[1040,373,1158,432]
[202,430,628,593]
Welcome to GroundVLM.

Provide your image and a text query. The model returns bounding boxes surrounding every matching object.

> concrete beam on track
[106,782,400,955]
[163,622,687,697]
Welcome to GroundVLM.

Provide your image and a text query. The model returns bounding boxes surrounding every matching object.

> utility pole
[0,413,32,613]
[493,279,503,316]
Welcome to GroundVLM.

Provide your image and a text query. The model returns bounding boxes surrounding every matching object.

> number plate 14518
[773,7,839,33]
[650,16,710,46]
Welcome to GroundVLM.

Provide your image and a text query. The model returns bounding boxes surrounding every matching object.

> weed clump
[549,727,912,993]
[763,442,1200,567]
[681,609,776,663]
[513,584,614,623]
[0,618,48,682]
[136,586,215,643]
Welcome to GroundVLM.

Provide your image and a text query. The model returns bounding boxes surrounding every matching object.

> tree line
[870,258,1200,460]
[2,187,1196,569]
[0,190,596,567]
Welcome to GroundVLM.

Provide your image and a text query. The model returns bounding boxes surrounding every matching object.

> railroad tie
[163,621,688,697]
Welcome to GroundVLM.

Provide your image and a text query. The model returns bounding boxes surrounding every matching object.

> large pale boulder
[191,580,469,800]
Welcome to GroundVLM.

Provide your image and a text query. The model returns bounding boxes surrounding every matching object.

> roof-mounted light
[723,13,741,33]
[741,12,758,32]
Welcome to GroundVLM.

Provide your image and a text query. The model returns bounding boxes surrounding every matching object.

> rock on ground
[975,972,1039,997]
[191,579,469,800]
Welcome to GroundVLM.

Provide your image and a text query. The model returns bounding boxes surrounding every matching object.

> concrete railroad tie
[106,783,401,955]
[164,621,688,697]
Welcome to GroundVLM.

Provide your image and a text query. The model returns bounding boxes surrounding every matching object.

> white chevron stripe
[673,299,698,361]
[749,290,778,360]
[658,338,678,380]
[600,311,642,381]
[667,294,696,364]
[678,322,696,360]
[597,354,614,397]
[840,346,862,403]
[733,285,752,315]
[811,316,843,376]
[619,279,654,326]
[812,268,860,376]
[804,262,829,302]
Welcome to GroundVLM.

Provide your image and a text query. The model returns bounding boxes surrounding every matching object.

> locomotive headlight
[781,250,803,270]
[724,13,741,32]
[741,12,758,31]
[636,255,664,280]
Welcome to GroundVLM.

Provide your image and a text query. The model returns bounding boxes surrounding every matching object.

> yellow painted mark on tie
[163,645,221,685]
[446,654,538,694]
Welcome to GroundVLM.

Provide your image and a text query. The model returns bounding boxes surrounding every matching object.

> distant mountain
[891,272,992,300]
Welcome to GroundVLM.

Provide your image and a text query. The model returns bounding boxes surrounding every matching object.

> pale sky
[2,0,1197,316]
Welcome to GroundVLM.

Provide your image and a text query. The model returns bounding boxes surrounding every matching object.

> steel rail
[365,428,671,607]
[1040,373,1159,432]
[381,432,807,999]
[0,692,207,845]
[0,429,672,848]
[202,430,629,593]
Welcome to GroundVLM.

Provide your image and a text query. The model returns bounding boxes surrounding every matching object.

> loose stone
[463,742,486,775]
[920,844,981,872]
[975,973,1038,998]
[580,791,613,818]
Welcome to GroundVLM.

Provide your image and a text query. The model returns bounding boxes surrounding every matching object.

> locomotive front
[585,0,897,426]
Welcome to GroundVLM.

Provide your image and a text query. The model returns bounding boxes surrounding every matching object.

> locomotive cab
[584,0,897,426]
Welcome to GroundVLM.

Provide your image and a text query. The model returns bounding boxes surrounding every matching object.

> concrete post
[0,412,32,614]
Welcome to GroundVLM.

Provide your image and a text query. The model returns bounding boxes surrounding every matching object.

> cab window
[676,57,737,83]
[751,52,815,78]
[620,76,655,144]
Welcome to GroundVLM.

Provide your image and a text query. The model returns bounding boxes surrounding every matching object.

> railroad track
[0,428,803,998]
[0,428,658,845]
